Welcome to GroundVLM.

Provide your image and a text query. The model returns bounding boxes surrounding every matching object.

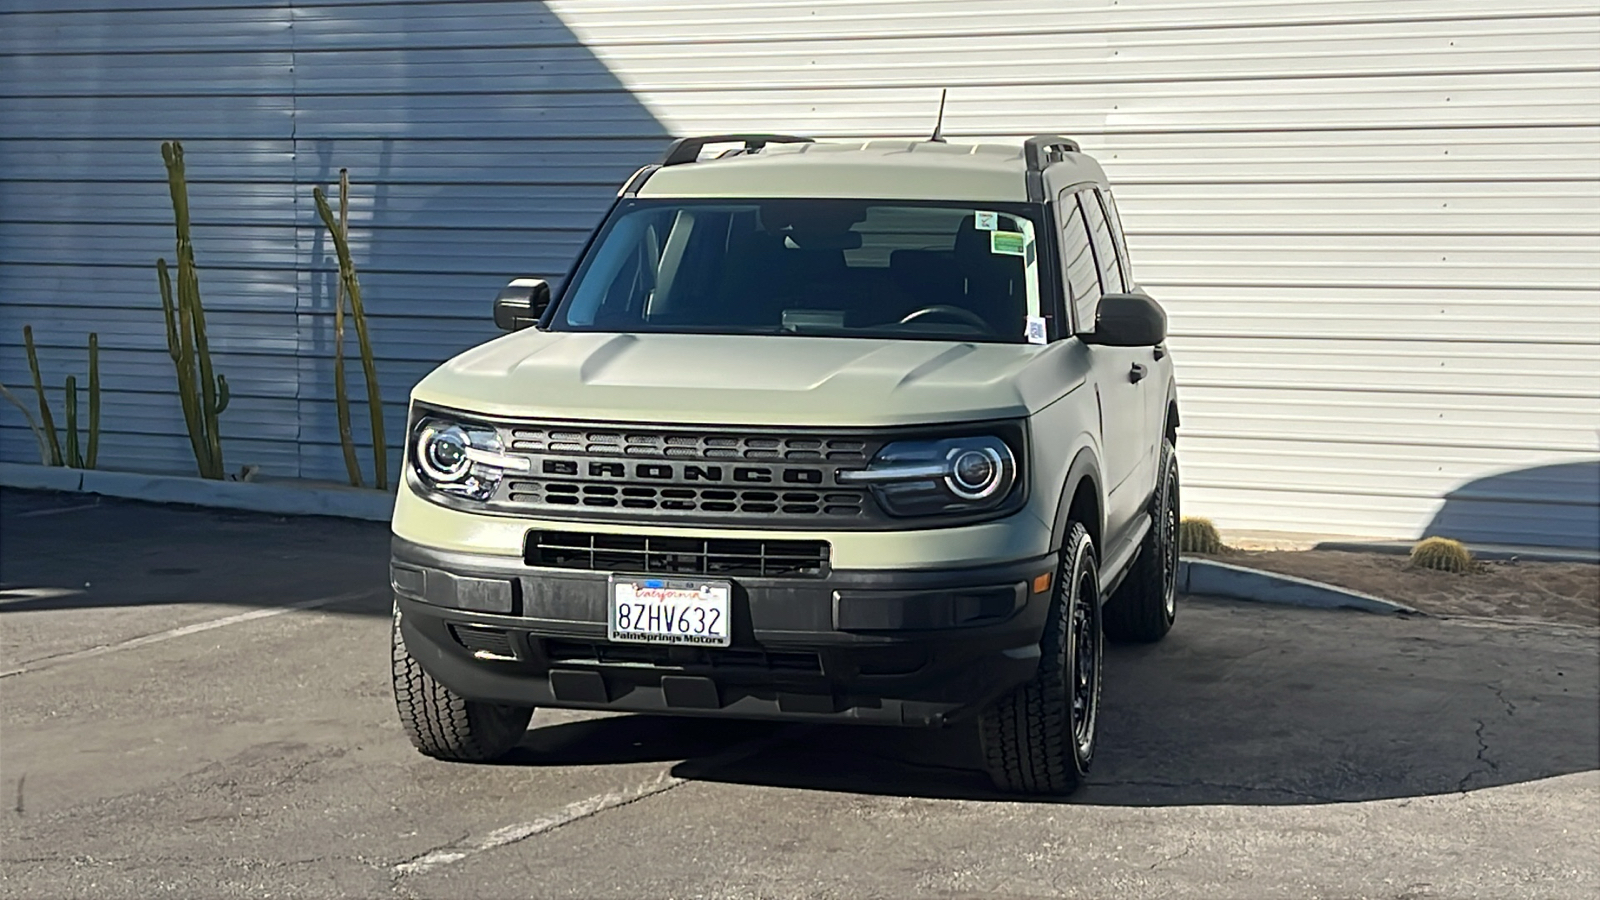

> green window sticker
[990,230,1027,256]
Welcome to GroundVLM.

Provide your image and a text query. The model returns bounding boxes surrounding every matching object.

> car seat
[952,219,1027,337]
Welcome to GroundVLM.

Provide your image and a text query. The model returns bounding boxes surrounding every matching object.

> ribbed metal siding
[0,0,669,481]
[548,0,1600,549]
[3,1,1596,548]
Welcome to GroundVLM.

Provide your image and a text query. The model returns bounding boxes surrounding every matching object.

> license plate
[608,576,732,647]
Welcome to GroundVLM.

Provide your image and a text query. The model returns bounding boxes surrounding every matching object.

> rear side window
[1059,196,1101,331]
[1098,188,1134,288]
[1078,191,1125,295]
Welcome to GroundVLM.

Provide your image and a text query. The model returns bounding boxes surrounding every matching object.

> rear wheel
[391,605,534,761]
[1103,438,1179,643]
[978,522,1102,796]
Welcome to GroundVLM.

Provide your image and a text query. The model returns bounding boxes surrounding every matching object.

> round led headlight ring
[418,423,472,483]
[947,445,1007,500]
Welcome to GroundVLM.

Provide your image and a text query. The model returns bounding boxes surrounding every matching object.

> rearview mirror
[1080,292,1166,347]
[493,278,551,332]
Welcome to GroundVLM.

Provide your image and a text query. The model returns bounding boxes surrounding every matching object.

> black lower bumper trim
[391,536,1054,726]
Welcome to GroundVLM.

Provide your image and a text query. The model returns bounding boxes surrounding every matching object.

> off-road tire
[1104,438,1179,643]
[978,522,1102,795]
[391,606,534,761]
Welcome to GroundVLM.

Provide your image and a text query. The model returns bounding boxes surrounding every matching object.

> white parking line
[0,588,378,678]
[393,725,805,877]
[0,587,86,606]
[12,502,101,519]
[395,771,684,876]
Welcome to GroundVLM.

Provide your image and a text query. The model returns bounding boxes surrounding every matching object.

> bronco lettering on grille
[548,458,830,485]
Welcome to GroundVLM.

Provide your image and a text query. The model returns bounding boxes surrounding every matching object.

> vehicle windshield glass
[551,199,1046,343]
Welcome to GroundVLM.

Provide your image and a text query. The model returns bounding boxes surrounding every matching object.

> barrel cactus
[1178,516,1227,554]
[1410,537,1474,573]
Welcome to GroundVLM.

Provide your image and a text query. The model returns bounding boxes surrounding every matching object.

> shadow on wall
[289,1,672,481]
[1425,460,1600,551]
[0,1,672,482]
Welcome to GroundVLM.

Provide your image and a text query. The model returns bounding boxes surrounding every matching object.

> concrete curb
[0,463,395,522]
[1315,539,1597,565]
[1179,557,1419,615]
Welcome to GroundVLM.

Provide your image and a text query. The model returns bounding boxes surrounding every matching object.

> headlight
[838,435,1019,517]
[410,416,529,501]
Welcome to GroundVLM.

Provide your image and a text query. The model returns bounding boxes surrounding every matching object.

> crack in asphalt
[1490,683,1519,717]
[1458,683,1517,792]
[1458,718,1494,792]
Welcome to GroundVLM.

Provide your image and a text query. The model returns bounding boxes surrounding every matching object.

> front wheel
[391,606,534,762]
[978,522,1103,796]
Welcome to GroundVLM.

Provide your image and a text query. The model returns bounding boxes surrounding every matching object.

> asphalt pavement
[1,488,1596,899]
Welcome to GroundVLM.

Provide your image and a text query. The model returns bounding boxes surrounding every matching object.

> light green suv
[390,134,1180,795]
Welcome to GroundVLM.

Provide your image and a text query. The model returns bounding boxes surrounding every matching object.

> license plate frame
[607,575,733,647]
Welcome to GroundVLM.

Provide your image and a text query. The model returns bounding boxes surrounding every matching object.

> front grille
[484,422,885,526]
[503,480,864,518]
[509,427,870,463]
[544,639,823,674]
[526,530,830,578]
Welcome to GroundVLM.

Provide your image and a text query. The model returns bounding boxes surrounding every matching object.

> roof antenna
[928,89,948,143]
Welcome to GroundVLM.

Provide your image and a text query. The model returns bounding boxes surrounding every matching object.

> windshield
[551,199,1049,343]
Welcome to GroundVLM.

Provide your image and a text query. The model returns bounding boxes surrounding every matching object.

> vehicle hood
[411,330,1075,427]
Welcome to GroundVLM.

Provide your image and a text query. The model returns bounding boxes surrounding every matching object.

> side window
[1059,194,1101,331]
[1078,190,1125,295]
[1098,188,1134,288]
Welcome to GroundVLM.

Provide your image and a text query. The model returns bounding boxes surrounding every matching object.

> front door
[1061,189,1151,548]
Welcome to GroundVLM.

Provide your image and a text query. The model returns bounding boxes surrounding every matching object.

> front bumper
[392,537,1054,727]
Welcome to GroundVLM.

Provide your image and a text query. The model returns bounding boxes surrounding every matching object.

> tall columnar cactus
[12,327,101,468]
[328,170,362,488]
[315,172,387,490]
[64,375,82,469]
[158,140,230,480]
[87,332,100,469]
[22,325,63,466]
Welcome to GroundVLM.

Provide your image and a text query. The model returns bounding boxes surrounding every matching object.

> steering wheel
[898,304,993,332]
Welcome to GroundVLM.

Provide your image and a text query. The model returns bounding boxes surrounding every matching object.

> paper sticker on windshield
[1025,316,1048,345]
[974,210,999,231]
[990,231,1026,256]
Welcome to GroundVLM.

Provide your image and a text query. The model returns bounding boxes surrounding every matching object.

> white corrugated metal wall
[3,0,1598,548]
[1,0,671,483]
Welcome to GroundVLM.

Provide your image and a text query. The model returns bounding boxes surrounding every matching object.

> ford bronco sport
[390,134,1180,795]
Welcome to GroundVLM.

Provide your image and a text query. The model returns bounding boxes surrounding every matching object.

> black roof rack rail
[1023,134,1081,172]
[659,134,814,166]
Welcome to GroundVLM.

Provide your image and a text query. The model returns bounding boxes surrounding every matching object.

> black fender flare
[1049,446,1105,555]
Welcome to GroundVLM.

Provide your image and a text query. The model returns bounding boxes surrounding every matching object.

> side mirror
[493,278,551,332]
[1080,292,1166,347]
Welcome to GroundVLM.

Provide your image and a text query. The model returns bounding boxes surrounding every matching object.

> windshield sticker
[1025,315,1048,345]
[990,230,1026,256]
[974,210,999,231]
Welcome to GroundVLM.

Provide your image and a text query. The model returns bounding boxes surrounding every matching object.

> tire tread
[391,607,532,762]
[979,523,1095,795]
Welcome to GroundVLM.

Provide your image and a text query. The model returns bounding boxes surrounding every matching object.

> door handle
[1129,363,1148,383]
[1153,343,1166,360]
